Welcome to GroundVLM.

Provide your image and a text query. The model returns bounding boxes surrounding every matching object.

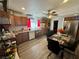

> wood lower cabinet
[22,32,29,42]
[16,29,47,45]
[16,32,29,45]
[35,29,47,38]
[35,30,40,38]
[9,15,15,26]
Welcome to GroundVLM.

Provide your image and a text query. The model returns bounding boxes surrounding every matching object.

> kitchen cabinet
[9,15,15,26]
[21,17,27,26]
[0,10,9,17]
[0,10,28,26]
[16,33,22,45]
[9,15,28,26]
[35,29,47,38]
[14,16,28,26]
[0,10,10,24]
[16,32,29,45]
[35,30,43,38]
[14,16,21,26]
[35,30,41,38]
[22,32,29,42]
[9,15,21,26]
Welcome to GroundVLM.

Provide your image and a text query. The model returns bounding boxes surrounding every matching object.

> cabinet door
[0,10,8,17]
[0,16,9,24]
[0,11,9,24]
[9,15,15,26]
[22,32,29,42]
[35,31,40,38]
[14,16,21,26]
[16,33,23,45]
[21,17,27,26]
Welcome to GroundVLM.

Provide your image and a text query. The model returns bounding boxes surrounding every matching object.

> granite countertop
[14,30,36,35]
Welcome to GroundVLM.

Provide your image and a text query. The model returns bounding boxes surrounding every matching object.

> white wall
[50,16,64,30]
[9,26,28,32]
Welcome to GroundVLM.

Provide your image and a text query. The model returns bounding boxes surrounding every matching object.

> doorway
[53,20,58,33]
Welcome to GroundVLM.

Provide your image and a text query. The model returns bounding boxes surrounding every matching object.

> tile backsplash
[9,26,28,32]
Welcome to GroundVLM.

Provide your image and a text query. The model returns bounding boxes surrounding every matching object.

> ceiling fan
[43,9,58,16]
[0,0,7,12]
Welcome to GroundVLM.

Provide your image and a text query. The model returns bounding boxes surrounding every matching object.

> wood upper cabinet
[9,15,28,26]
[0,10,9,17]
[0,10,28,25]
[14,16,21,26]
[0,10,10,24]
[1,12,28,26]
[21,17,27,26]
[9,15,15,26]
[9,15,21,26]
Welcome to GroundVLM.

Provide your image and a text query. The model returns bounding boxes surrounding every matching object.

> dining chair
[47,38,62,59]
[62,40,79,59]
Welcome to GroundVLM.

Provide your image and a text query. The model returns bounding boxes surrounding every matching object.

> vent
[26,14,32,16]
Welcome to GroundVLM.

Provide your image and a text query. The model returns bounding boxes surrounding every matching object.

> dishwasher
[29,31,35,40]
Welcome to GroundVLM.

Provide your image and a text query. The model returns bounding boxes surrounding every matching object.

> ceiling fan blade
[0,1,3,3]
[43,8,58,16]
[51,13,58,16]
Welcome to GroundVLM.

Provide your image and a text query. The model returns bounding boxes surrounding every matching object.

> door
[53,20,58,33]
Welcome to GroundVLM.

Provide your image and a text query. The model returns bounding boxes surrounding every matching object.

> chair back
[67,40,79,51]
[47,38,61,55]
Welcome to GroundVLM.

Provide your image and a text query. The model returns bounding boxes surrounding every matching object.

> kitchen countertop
[14,30,41,35]
[14,31,29,35]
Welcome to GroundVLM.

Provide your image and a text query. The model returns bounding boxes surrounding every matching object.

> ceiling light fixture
[63,0,68,3]
[22,7,25,10]
[48,15,52,19]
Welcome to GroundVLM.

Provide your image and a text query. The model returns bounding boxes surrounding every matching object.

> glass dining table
[48,34,72,59]
[48,34,71,45]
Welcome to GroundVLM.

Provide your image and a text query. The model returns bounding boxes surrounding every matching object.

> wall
[50,16,64,30]
[9,26,28,32]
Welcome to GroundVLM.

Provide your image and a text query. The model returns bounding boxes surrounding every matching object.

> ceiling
[7,0,79,17]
